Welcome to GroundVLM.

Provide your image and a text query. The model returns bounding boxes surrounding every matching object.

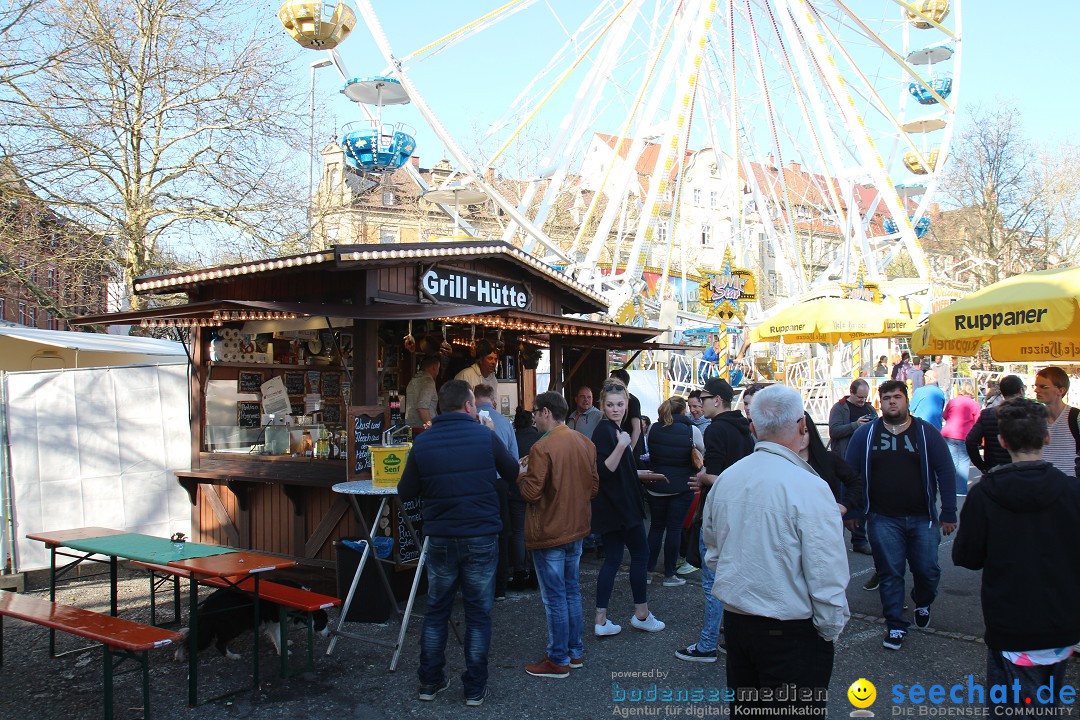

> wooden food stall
[78,240,658,572]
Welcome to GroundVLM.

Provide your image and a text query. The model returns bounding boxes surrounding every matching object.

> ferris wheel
[282,0,962,317]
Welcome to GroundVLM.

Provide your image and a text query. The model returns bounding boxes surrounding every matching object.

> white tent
[0,325,186,371]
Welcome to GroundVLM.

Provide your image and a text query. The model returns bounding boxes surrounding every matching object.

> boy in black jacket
[953,398,1080,712]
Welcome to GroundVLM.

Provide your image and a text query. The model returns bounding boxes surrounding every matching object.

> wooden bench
[0,591,181,720]
[130,561,340,677]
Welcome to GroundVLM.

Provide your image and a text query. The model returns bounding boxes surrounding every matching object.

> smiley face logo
[848,678,876,709]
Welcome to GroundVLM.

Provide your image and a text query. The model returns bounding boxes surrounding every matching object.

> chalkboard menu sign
[284,371,305,395]
[346,405,389,480]
[322,372,341,399]
[238,371,265,393]
[395,498,424,563]
[237,401,261,428]
[289,398,305,417]
[322,400,341,425]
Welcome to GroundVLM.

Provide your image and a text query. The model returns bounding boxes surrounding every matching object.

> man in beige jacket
[517,391,599,679]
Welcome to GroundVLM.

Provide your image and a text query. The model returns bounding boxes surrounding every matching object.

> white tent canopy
[0,326,186,371]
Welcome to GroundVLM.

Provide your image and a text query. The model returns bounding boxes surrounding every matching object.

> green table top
[62,533,235,564]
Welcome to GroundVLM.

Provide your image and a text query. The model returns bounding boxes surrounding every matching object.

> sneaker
[508,572,528,591]
[465,687,488,707]
[495,590,506,602]
[525,657,570,678]
[569,657,583,669]
[418,677,451,701]
[883,629,906,651]
[675,644,718,663]
[676,559,698,575]
[863,572,880,591]
[594,619,622,636]
[851,544,872,555]
[914,606,931,629]
[630,613,666,632]
[662,576,686,587]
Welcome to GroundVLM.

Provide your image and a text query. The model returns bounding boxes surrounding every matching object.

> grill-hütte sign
[420,268,529,309]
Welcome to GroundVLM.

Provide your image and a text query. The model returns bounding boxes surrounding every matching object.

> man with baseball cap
[675,376,755,663]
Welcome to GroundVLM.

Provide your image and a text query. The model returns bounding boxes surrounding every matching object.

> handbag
[685,515,703,567]
[689,423,704,469]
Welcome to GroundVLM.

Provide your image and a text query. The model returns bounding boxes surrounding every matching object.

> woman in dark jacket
[592,380,665,636]
[644,397,702,586]
[800,412,864,536]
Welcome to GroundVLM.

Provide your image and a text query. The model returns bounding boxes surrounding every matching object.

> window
[48,310,58,330]
[692,188,702,205]
[701,223,712,246]
[655,220,668,244]
[18,302,27,325]
[382,189,395,206]
[710,190,718,208]
[379,226,399,244]
[28,306,36,327]
[0,298,5,321]
[46,268,55,289]
[769,272,779,295]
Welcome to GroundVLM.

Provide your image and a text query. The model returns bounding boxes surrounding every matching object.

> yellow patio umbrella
[911,266,1080,361]
[749,297,918,344]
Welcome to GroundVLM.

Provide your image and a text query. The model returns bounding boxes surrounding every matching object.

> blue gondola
[884,216,932,238]
[908,76,953,105]
[341,121,416,172]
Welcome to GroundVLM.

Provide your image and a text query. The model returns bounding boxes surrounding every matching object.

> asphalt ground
[2,515,1078,720]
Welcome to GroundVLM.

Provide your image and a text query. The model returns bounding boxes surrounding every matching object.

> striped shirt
[1043,407,1077,477]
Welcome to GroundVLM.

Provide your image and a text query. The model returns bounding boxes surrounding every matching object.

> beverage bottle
[301,428,313,457]
[316,429,330,459]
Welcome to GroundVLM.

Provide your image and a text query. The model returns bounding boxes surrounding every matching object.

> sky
[291,1,1080,183]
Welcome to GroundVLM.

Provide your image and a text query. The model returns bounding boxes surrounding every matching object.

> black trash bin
[334,539,393,623]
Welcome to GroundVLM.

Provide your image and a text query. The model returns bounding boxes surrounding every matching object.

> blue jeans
[418,534,498,697]
[646,492,694,577]
[866,514,941,631]
[697,533,724,652]
[946,438,970,498]
[531,540,584,666]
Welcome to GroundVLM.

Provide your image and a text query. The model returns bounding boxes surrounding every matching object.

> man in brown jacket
[518,391,600,679]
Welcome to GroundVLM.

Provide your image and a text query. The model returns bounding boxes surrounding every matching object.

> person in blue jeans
[675,377,754,662]
[517,391,599,678]
[845,379,957,652]
[397,380,520,707]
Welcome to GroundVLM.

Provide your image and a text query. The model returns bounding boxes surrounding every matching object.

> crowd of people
[395,359,1080,714]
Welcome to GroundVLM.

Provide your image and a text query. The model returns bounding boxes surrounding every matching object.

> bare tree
[0,0,311,309]
[935,104,1080,284]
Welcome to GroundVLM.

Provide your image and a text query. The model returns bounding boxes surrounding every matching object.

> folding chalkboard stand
[326,479,439,670]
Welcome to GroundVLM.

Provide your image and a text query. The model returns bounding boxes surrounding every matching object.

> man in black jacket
[965,374,1025,475]
[398,379,520,707]
[953,399,1080,712]
[675,377,754,663]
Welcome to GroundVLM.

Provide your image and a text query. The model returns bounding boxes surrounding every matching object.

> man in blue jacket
[398,379,520,707]
[846,379,956,652]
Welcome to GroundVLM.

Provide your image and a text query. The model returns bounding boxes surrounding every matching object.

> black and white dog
[174,580,330,661]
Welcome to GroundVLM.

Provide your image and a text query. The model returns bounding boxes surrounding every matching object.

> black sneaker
[851,544,872,555]
[465,687,488,707]
[882,629,906,650]
[914,606,931,629]
[418,677,451,701]
[863,572,880,591]
[675,644,718,663]
[508,572,528,591]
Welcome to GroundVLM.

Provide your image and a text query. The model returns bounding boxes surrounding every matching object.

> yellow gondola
[278,0,356,50]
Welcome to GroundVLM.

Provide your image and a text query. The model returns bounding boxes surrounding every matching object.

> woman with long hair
[644,396,702,587]
[799,412,863,536]
[592,379,665,636]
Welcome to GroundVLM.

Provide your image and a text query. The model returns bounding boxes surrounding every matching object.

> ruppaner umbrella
[911,266,1080,361]
[748,297,917,344]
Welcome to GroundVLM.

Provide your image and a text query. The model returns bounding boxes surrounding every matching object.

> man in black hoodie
[674,377,755,663]
[953,399,1080,712]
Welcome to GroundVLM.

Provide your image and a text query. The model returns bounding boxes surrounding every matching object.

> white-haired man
[702,384,849,715]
